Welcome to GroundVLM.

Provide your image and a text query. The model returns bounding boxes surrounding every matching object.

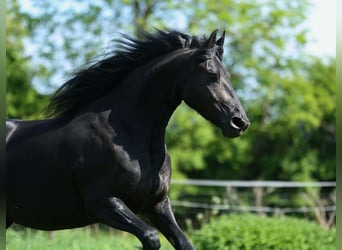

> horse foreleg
[145,196,194,250]
[87,197,161,250]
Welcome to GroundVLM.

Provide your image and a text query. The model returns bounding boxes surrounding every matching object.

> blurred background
[6,0,336,249]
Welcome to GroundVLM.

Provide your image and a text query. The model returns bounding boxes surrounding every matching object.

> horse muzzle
[221,115,250,138]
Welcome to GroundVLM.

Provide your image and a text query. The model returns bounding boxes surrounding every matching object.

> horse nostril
[231,116,250,130]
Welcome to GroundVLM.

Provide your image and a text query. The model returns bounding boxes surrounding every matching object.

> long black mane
[45,30,208,118]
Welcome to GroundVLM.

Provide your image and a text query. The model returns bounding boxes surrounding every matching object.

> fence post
[253,186,264,215]
[226,186,238,207]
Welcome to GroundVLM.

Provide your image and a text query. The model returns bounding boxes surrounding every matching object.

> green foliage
[246,58,336,182]
[6,0,48,119]
[192,214,336,250]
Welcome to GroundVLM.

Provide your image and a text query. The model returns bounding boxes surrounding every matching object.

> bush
[191,214,335,250]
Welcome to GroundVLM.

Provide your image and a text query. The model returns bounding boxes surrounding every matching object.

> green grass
[6,226,174,250]
[6,214,336,250]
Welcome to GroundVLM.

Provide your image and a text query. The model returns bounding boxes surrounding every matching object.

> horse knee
[142,229,160,250]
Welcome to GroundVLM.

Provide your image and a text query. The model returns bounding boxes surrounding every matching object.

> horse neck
[103,51,191,139]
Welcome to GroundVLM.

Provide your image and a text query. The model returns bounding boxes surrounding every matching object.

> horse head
[181,29,250,138]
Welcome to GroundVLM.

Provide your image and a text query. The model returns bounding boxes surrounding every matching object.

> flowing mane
[45,30,208,118]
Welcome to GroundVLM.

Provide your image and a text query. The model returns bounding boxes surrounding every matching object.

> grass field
[6,214,336,250]
[6,226,175,250]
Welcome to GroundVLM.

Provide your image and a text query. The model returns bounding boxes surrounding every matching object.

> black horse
[6,29,249,250]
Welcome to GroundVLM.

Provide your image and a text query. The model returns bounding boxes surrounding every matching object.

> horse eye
[208,72,218,82]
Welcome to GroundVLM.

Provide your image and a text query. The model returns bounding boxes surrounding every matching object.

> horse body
[7,118,92,229]
[7,29,249,249]
[7,112,170,229]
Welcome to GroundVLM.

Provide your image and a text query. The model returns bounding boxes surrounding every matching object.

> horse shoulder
[68,113,142,190]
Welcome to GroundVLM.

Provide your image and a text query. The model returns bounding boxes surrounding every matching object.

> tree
[6,0,47,119]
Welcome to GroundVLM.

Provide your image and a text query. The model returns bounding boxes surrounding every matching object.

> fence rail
[172,201,336,214]
[171,179,336,188]
[169,179,336,221]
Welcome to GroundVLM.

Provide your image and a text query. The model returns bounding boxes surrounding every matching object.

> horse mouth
[221,126,243,138]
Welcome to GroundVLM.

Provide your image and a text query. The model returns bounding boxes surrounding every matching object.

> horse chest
[127,159,168,196]
[125,174,168,212]
[113,149,170,211]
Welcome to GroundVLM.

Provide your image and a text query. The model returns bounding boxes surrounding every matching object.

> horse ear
[205,29,219,48]
[216,30,225,46]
